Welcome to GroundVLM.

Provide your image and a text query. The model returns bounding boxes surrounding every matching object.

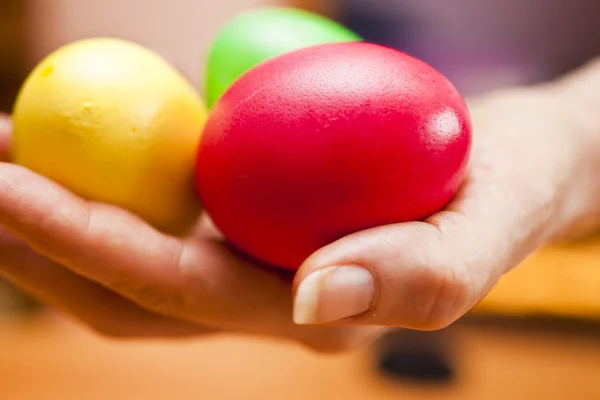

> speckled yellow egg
[11,38,207,236]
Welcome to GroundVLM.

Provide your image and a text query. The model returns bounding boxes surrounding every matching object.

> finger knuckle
[407,256,471,331]
[105,242,189,319]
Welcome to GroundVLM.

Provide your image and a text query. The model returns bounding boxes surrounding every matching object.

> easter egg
[196,42,471,270]
[204,7,361,108]
[12,38,207,236]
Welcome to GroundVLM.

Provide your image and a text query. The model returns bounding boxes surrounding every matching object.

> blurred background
[1,0,600,399]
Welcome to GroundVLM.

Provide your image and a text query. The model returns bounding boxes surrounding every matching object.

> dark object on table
[373,329,456,385]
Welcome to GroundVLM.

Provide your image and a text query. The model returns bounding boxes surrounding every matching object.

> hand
[1,61,600,353]
[292,76,600,328]
[0,113,383,352]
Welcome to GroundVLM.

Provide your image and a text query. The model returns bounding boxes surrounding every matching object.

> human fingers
[0,162,387,352]
[0,224,214,338]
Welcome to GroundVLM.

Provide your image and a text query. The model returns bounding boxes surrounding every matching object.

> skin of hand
[0,58,599,353]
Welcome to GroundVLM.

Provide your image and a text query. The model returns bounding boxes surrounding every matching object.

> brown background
[0,0,26,111]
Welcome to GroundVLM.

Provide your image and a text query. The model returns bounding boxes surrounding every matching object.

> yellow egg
[11,38,207,236]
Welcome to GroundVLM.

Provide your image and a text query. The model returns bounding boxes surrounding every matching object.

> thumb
[292,218,494,330]
[292,172,563,330]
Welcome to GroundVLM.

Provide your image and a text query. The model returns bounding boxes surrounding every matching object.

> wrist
[469,81,600,243]
[544,67,600,240]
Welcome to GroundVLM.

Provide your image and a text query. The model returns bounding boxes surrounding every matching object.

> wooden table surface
[1,312,599,400]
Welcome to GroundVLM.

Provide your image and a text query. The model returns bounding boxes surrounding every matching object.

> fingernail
[293,266,375,325]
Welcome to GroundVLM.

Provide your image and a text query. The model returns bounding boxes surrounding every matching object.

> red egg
[196,42,471,270]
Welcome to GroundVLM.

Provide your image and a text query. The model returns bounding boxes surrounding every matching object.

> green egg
[204,7,361,108]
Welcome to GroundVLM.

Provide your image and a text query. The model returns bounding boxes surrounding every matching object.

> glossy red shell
[196,42,471,270]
